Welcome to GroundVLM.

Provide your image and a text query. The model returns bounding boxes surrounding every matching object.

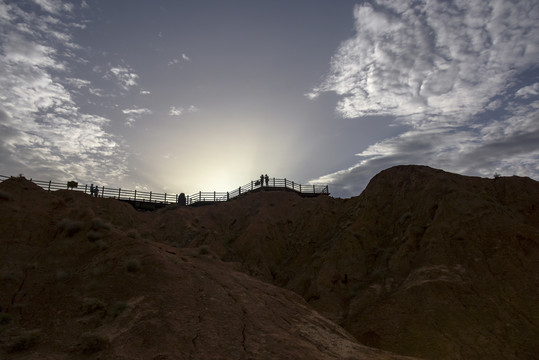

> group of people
[89,184,100,197]
[259,174,270,187]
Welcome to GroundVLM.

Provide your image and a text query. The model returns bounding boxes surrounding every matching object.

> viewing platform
[0,175,329,210]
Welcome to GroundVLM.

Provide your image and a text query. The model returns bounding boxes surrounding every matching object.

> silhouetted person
[94,185,99,197]
[265,174,269,187]
[178,193,186,206]
[260,174,264,187]
[90,184,94,195]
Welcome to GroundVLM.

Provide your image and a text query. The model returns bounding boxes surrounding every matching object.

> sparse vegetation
[95,239,109,250]
[198,245,210,255]
[55,269,71,281]
[125,259,141,273]
[109,301,128,317]
[87,230,103,242]
[5,330,40,353]
[0,190,13,201]
[126,229,139,239]
[78,332,109,354]
[82,298,106,315]
[0,312,11,333]
[57,218,83,237]
[91,217,111,231]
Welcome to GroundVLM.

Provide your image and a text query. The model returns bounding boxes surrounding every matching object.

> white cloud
[515,83,539,99]
[168,105,199,117]
[122,108,152,127]
[0,2,128,183]
[168,54,191,65]
[140,90,151,95]
[310,0,539,197]
[169,106,184,117]
[108,65,139,91]
[32,0,73,14]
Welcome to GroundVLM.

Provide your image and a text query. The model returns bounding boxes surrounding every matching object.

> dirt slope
[0,176,419,360]
[149,165,539,359]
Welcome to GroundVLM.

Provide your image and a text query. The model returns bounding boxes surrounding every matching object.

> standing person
[260,174,264,187]
[265,174,269,187]
[90,184,94,196]
[94,185,99,197]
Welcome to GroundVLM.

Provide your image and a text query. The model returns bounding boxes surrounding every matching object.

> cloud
[310,0,539,197]
[140,90,151,95]
[0,2,128,183]
[32,0,73,14]
[122,108,152,127]
[168,53,191,65]
[169,105,199,117]
[108,65,139,91]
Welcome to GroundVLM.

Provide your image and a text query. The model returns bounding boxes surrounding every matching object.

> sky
[0,0,538,198]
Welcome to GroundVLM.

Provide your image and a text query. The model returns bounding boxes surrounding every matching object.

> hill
[1,165,538,359]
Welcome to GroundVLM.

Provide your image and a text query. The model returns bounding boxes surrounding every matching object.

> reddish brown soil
[1,165,538,359]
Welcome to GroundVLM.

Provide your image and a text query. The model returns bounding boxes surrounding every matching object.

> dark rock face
[1,165,538,360]
[152,165,539,359]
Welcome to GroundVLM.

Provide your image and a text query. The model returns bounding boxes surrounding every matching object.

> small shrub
[0,312,11,333]
[198,245,210,255]
[82,298,106,315]
[58,218,83,237]
[0,312,11,325]
[87,231,103,242]
[0,190,13,201]
[95,239,109,250]
[125,259,141,273]
[126,229,139,239]
[109,301,128,317]
[91,217,110,231]
[78,332,109,354]
[56,270,71,281]
[6,330,40,353]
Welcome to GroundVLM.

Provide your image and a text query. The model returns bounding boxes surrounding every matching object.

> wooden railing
[0,175,329,206]
[186,178,329,205]
[0,175,178,204]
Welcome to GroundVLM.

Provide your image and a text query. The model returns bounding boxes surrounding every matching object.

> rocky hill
[1,165,538,359]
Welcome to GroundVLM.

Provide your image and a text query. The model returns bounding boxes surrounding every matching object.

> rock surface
[1,165,538,359]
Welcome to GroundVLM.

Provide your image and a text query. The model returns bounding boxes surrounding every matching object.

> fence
[0,175,329,206]
[0,175,178,204]
[186,178,329,205]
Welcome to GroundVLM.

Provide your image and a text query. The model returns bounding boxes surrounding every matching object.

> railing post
[227,192,229,201]
[118,188,121,199]
[284,178,287,189]
[214,191,216,201]
[134,189,137,201]
[48,180,51,192]
[164,193,167,203]
[251,181,253,191]
[239,187,241,195]
[292,181,294,190]
[199,191,201,202]
[313,184,315,193]
[299,184,302,193]
[150,191,152,202]
[272,178,275,187]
